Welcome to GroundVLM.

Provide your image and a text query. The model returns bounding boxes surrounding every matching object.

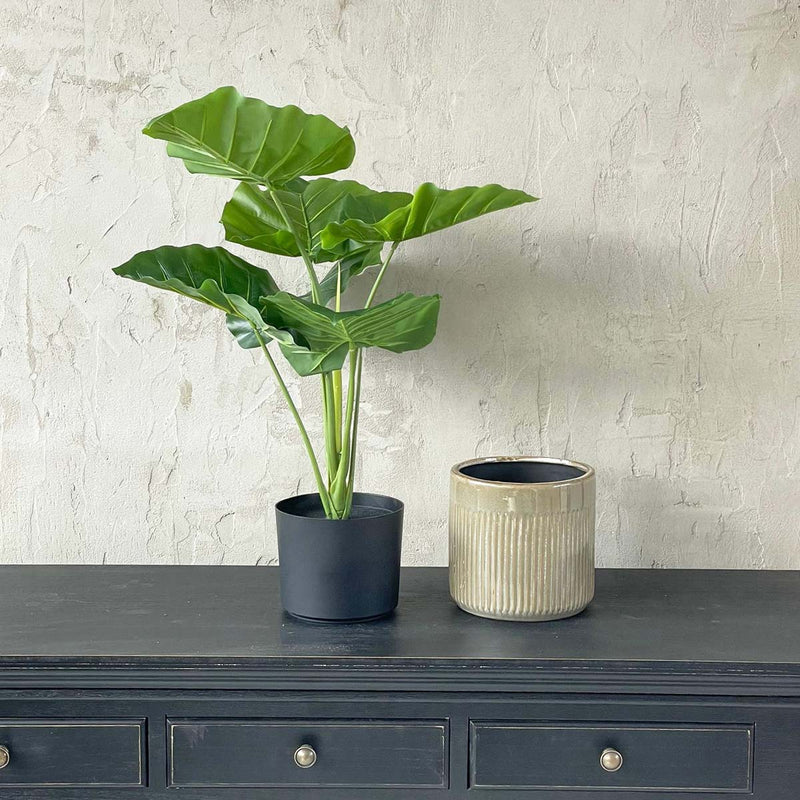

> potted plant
[113,86,537,622]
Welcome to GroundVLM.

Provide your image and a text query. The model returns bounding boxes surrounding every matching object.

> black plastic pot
[276,492,404,623]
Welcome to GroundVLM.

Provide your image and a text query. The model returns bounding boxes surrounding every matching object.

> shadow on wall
[362,228,777,569]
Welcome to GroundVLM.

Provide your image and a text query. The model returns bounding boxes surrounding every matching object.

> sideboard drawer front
[168,718,448,788]
[470,721,753,792]
[0,719,145,787]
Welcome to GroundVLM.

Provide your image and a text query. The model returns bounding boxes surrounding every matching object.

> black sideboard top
[0,566,798,692]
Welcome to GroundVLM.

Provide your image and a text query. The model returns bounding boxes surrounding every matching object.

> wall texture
[1,0,798,567]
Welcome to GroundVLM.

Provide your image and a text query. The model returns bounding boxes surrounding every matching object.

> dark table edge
[2,659,800,694]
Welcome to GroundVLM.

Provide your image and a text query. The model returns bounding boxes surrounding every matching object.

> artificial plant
[114,87,537,519]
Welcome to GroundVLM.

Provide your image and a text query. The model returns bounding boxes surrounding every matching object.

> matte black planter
[276,492,404,623]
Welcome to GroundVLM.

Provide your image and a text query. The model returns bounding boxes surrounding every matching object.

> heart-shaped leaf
[112,244,280,307]
[112,245,344,375]
[143,87,355,186]
[221,178,411,261]
[320,182,538,247]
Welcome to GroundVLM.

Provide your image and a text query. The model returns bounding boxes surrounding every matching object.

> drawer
[0,719,145,787]
[168,717,448,788]
[470,721,753,792]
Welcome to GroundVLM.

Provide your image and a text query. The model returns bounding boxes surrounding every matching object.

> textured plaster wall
[1,0,798,567]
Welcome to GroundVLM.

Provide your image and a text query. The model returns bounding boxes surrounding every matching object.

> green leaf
[263,291,441,367]
[112,244,342,375]
[112,244,280,308]
[224,313,263,349]
[221,178,411,261]
[338,292,440,352]
[274,178,412,258]
[220,182,300,258]
[143,86,355,186]
[112,243,279,350]
[320,182,538,247]
[200,283,346,375]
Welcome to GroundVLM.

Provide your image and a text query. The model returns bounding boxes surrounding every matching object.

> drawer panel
[168,718,448,788]
[0,719,145,787]
[470,721,753,792]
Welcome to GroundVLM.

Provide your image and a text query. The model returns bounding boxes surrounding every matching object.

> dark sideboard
[0,566,799,798]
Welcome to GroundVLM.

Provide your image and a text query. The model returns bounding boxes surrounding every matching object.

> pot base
[285,609,395,625]
[452,598,590,622]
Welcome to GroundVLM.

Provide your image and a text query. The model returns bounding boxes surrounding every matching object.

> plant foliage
[114,87,538,519]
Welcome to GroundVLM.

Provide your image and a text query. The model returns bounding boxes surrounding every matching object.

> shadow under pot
[449,456,595,621]
[276,492,404,623]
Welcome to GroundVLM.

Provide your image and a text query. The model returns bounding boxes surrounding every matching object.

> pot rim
[451,455,595,488]
[276,491,404,520]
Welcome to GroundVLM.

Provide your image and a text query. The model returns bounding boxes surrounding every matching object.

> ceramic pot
[276,492,403,623]
[449,456,595,621]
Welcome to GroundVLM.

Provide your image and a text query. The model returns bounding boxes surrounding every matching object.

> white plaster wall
[1,0,798,567]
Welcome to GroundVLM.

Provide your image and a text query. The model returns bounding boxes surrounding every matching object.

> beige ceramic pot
[449,456,595,621]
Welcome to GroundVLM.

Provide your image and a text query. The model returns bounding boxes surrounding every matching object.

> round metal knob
[0,745,9,770]
[600,747,623,772]
[293,744,317,769]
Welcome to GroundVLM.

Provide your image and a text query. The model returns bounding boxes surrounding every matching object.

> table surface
[0,566,798,668]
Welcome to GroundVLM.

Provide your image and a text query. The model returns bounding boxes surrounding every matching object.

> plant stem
[267,188,322,303]
[321,372,339,485]
[337,245,400,515]
[332,260,343,453]
[329,346,359,515]
[332,371,343,454]
[364,241,399,308]
[254,329,333,517]
[335,259,342,313]
[343,349,363,518]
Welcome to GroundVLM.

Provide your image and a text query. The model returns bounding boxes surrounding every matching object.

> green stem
[364,241,399,308]
[343,349,363,518]
[332,371,343,453]
[268,188,322,303]
[332,260,343,453]
[337,246,398,515]
[254,329,333,516]
[335,259,343,313]
[321,373,339,486]
[329,347,359,515]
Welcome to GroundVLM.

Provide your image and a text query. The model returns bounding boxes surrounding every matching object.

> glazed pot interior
[276,492,403,519]
[459,460,586,484]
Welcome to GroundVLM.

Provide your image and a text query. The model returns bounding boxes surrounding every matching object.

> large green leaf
[262,291,440,374]
[112,245,343,375]
[221,178,411,260]
[274,178,412,258]
[320,182,538,247]
[143,87,355,186]
[112,244,279,307]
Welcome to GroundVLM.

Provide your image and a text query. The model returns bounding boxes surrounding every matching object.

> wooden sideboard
[0,566,799,798]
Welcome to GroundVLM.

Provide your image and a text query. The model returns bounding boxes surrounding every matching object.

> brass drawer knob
[293,744,317,769]
[0,745,9,770]
[600,747,623,772]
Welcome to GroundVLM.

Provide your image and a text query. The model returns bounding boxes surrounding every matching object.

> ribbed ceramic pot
[449,456,595,621]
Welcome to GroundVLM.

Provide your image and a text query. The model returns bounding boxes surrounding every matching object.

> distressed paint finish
[0,1,798,567]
